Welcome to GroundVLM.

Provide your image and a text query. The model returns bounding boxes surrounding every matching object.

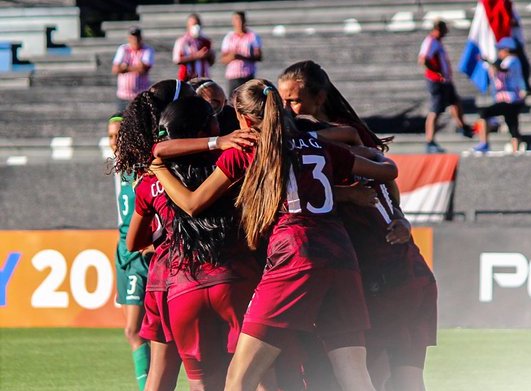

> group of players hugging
[108,60,437,391]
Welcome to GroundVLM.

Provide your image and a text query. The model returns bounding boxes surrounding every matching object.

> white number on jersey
[286,154,334,214]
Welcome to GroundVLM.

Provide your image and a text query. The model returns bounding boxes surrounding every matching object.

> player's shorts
[242,267,370,351]
[115,244,149,305]
[167,279,256,381]
[427,80,459,114]
[139,290,173,343]
[365,276,438,369]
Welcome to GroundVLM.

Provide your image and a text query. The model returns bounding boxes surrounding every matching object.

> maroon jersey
[135,174,174,291]
[217,133,359,274]
[339,181,434,292]
[165,158,260,301]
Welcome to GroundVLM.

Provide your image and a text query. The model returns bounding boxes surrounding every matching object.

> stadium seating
[0,0,531,229]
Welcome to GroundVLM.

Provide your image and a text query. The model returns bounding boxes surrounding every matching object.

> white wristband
[208,137,219,150]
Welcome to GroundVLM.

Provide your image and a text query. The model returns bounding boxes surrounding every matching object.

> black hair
[234,11,246,24]
[160,97,235,279]
[160,96,214,139]
[114,79,196,174]
[278,60,392,151]
[188,13,202,26]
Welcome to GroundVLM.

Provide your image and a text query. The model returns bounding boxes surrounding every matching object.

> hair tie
[263,86,273,96]
[195,80,216,94]
[158,127,168,138]
[173,80,182,101]
[108,115,123,123]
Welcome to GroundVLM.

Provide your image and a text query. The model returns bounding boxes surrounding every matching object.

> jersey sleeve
[221,33,231,53]
[326,143,356,184]
[142,46,155,66]
[172,38,183,63]
[216,148,252,183]
[112,45,126,65]
[252,32,262,49]
[418,37,435,60]
[134,177,155,216]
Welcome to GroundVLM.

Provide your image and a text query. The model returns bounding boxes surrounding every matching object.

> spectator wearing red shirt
[172,14,215,82]
[419,20,472,153]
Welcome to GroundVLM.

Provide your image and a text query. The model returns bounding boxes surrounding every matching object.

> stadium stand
[0,0,531,229]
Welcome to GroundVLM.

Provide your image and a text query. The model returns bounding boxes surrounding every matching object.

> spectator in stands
[189,77,240,134]
[220,11,262,97]
[473,37,526,153]
[173,14,215,82]
[419,20,473,153]
[112,27,155,111]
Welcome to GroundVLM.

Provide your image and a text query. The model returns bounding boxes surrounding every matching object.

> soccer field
[1,328,531,391]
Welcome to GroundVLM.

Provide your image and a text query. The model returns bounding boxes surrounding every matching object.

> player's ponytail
[234,79,290,249]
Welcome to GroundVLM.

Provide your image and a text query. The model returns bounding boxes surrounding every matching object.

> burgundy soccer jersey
[217,133,359,273]
[339,182,433,282]
[135,174,174,291]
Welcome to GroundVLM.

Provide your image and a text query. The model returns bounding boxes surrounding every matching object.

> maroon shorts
[365,277,438,369]
[167,280,256,381]
[243,267,369,351]
[139,290,173,343]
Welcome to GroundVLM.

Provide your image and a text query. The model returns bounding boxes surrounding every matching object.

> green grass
[1,328,531,390]
[425,329,531,391]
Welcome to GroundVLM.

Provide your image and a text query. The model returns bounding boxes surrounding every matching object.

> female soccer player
[150,79,399,391]
[118,81,260,390]
[156,96,262,390]
[109,112,151,391]
[278,60,437,391]
[189,77,240,135]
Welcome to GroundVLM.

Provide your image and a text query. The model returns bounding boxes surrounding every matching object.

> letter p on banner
[479,253,530,302]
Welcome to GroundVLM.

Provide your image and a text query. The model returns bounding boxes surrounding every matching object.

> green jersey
[116,172,137,239]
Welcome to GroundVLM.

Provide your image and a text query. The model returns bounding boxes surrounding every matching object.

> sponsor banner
[389,154,460,223]
[0,228,433,328]
[0,230,123,328]
[434,224,531,328]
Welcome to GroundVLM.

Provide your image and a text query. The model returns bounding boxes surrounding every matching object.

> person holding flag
[473,37,526,153]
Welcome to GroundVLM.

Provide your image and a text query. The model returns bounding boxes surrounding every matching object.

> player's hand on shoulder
[386,218,411,245]
[218,129,259,151]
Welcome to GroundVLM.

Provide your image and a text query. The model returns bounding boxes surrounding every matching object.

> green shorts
[115,241,149,305]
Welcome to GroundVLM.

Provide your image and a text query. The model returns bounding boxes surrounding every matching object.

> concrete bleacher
[1,0,531,162]
[0,0,530,230]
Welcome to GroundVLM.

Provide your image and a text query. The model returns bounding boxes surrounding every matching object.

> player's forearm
[153,139,211,159]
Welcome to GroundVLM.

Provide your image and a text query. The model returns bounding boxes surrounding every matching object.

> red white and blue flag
[459,0,514,92]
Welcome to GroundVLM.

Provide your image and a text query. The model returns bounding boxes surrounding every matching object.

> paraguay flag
[459,0,513,92]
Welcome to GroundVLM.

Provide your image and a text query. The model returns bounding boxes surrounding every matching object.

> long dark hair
[114,79,195,174]
[233,79,294,249]
[278,60,392,151]
[160,96,235,278]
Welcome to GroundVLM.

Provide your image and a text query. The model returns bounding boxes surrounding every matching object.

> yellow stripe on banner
[412,227,434,270]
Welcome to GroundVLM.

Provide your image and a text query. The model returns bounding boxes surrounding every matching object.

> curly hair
[113,79,196,174]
